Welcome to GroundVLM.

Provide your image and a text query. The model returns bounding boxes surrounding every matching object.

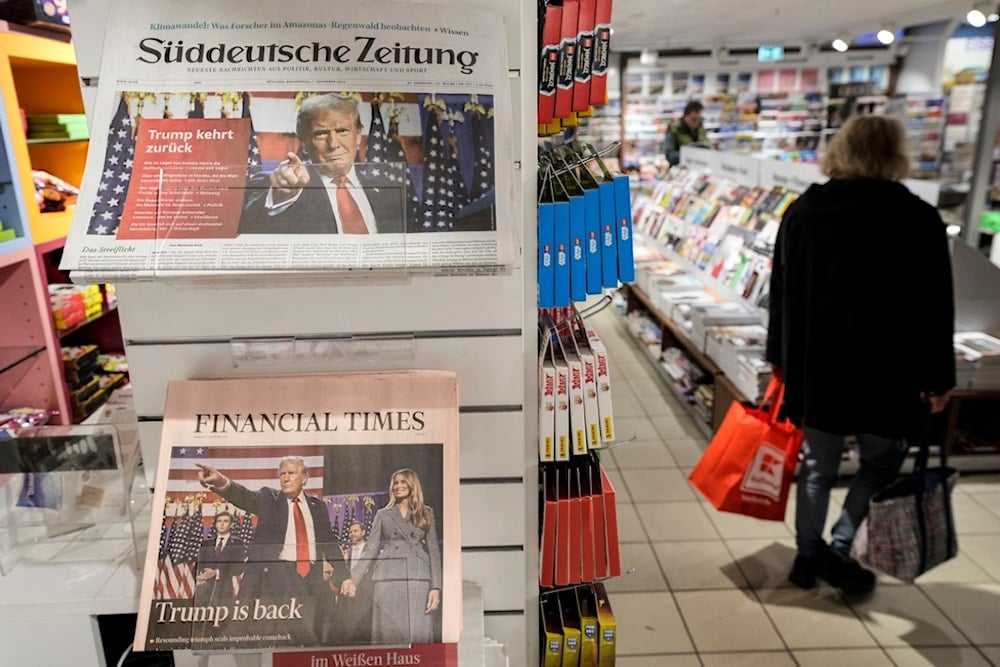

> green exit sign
[758,44,784,62]
[981,210,1000,232]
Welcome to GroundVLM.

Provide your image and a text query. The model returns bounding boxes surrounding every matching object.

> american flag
[152,513,171,598]
[232,509,255,545]
[165,445,326,495]
[469,97,495,200]
[329,492,386,547]
[153,506,201,599]
[418,105,468,230]
[242,92,261,177]
[363,99,419,230]
[388,115,421,229]
[443,112,470,212]
[230,510,254,597]
[366,100,389,163]
[189,93,205,119]
[86,93,135,235]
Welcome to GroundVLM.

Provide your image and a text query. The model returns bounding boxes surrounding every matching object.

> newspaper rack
[0,422,149,575]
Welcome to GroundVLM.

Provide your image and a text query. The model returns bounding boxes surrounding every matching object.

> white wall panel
[462,550,526,611]
[460,483,525,547]
[115,273,523,340]
[139,410,524,488]
[460,411,525,479]
[484,614,527,665]
[125,336,523,417]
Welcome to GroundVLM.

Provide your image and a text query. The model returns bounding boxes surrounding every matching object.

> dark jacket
[196,535,245,601]
[765,178,956,437]
[239,164,407,234]
[356,505,441,588]
[218,481,349,587]
[663,120,709,165]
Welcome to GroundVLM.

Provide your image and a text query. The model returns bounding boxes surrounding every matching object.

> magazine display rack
[0,422,149,575]
[626,149,1000,465]
[52,0,538,664]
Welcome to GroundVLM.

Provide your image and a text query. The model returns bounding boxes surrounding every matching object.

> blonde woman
[356,468,442,644]
[766,115,955,593]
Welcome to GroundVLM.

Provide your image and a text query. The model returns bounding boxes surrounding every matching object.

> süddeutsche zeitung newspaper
[61,0,515,281]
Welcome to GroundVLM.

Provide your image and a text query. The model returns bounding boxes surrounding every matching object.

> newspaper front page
[135,371,460,655]
[61,0,515,281]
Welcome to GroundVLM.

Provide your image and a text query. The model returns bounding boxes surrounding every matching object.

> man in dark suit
[340,520,374,644]
[239,94,407,234]
[194,511,245,603]
[195,456,355,646]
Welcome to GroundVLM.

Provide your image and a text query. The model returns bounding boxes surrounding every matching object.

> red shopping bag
[688,377,803,521]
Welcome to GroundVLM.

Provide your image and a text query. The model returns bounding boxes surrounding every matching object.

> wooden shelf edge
[623,283,722,375]
[0,237,31,261]
[26,137,87,145]
[56,303,118,340]
[614,308,715,440]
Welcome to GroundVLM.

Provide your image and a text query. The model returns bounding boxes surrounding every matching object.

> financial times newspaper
[61,0,515,281]
[135,371,461,653]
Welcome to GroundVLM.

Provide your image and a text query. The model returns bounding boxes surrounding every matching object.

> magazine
[134,371,460,653]
[61,0,516,281]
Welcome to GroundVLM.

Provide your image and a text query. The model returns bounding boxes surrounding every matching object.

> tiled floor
[590,304,1000,666]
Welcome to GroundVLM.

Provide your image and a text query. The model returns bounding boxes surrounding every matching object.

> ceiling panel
[609,0,974,52]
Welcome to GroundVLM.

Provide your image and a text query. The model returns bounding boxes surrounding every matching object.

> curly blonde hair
[820,115,910,181]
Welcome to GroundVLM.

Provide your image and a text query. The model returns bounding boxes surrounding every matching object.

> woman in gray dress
[358,468,442,644]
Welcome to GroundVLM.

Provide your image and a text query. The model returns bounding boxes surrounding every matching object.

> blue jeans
[796,427,908,558]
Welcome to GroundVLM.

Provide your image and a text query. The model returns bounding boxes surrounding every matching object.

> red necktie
[336,176,368,234]
[292,497,310,577]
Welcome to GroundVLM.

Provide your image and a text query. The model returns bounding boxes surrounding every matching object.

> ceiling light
[989,12,999,21]
[639,48,657,66]
[967,2,993,26]
[876,25,896,45]
[832,37,849,52]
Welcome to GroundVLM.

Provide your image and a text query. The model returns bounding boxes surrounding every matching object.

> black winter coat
[765,178,956,437]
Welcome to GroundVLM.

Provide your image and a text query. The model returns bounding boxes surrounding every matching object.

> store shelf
[26,137,87,145]
[56,303,117,340]
[0,32,117,427]
[615,307,715,439]
[0,31,86,247]
[625,281,723,376]
[0,344,44,374]
[0,236,30,258]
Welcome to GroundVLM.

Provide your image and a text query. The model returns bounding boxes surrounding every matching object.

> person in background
[662,100,709,165]
[355,468,442,644]
[766,114,956,594]
[339,520,374,644]
[195,511,246,603]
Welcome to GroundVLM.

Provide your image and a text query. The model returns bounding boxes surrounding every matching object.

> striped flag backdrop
[364,98,419,232]
[418,99,470,231]
[467,95,495,200]
[165,446,326,495]
[87,93,135,235]
[242,92,262,178]
[366,100,390,163]
[153,504,202,600]
[386,107,421,230]
[152,445,389,598]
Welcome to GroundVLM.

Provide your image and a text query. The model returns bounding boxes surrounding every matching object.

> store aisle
[589,303,1000,666]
